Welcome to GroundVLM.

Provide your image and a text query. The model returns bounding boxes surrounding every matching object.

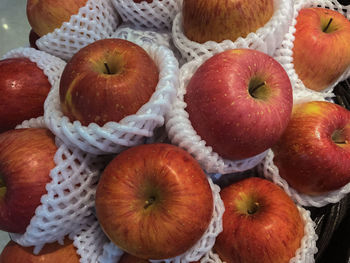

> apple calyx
[322,18,334,33]
[248,78,268,100]
[332,129,348,145]
[0,176,6,198]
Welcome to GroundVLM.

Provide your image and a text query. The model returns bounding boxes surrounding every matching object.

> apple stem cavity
[323,18,333,33]
[249,80,267,99]
[104,62,112,75]
[332,129,348,144]
[247,202,260,215]
[144,196,156,209]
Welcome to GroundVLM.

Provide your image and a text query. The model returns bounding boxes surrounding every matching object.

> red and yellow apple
[95,143,213,260]
[0,58,51,133]
[182,0,274,43]
[26,0,88,37]
[293,7,350,91]
[0,237,80,263]
[214,177,304,263]
[184,48,293,160]
[272,101,350,195]
[59,38,159,127]
[0,128,57,233]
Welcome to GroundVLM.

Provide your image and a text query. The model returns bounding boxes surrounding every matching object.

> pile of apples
[0,0,349,263]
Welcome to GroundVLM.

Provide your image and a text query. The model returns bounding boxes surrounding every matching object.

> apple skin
[272,101,350,195]
[0,128,57,233]
[26,0,88,37]
[0,237,80,263]
[182,0,274,43]
[0,58,51,133]
[293,7,350,91]
[184,48,293,160]
[95,143,214,260]
[59,38,159,127]
[214,177,304,263]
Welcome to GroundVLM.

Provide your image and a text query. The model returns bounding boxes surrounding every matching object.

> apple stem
[250,81,266,98]
[104,62,112,75]
[144,196,156,209]
[323,18,333,32]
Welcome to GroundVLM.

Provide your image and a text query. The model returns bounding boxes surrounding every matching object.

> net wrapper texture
[172,0,294,62]
[35,0,119,61]
[44,37,179,155]
[112,0,182,30]
[165,55,268,175]
[273,0,350,100]
[97,177,225,263]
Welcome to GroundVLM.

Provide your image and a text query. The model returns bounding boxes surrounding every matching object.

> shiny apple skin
[293,7,350,91]
[26,0,88,37]
[273,101,350,195]
[95,143,213,260]
[59,38,159,127]
[182,0,274,43]
[0,58,51,133]
[0,128,56,233]
[184,49,293,160]
[214,177,304,263]
[0,238,80,263]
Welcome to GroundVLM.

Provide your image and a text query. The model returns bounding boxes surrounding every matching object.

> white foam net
[2,47,66,89]
[201,206,318,263]
[98,177,225,263]
[259,149,350,208]
[112,0,182,30]
[44,41,179,155]
[10,117,107,254]
[165,55,268,175]
[273,0,350,99]
[36,0,119,61]
[172,0,294,62]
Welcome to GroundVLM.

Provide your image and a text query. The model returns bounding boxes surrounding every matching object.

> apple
[133,0,154,3]
[293,7,350,91]
[95,143,213,260]
[26,0,88,37]
[214,177,304,263]
[119,252,199,263]
[0,128,57,233]
[272,100,350,195]
[184,48,293,160]
[29,29,40,49]
[59,38,159,127]
[0,57,51,133]
[182,0,274,43]
[0,237,80,263]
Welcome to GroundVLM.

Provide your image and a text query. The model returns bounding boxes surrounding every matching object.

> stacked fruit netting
[2,0,350,262]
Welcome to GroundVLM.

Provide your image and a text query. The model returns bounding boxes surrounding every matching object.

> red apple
[95,143,213,260]
[26,0,88,37]
[272,101,350,195]
[0,58,51,133]
[59,38,159,127]
[182,0,274,43]
[214,177,304,263]
[293,7,350,91]
[0,128,57,233]
[29,29,40,49]
[0,237,80,263]
[184,48,293,160]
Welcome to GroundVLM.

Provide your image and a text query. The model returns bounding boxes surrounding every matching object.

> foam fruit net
[36,0,119,61]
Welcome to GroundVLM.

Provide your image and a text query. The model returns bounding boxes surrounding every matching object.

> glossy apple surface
[184,48,293,160]
[182,0,274,43]
[273,101,350,195]
[214,177,304,263]
[0,58,51,133]
[59,38,159,127]
[293,7,350,91]
[26,0,88,37]
[0,238,80,263]
[95,143,213,260]
[0,128,57,233]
